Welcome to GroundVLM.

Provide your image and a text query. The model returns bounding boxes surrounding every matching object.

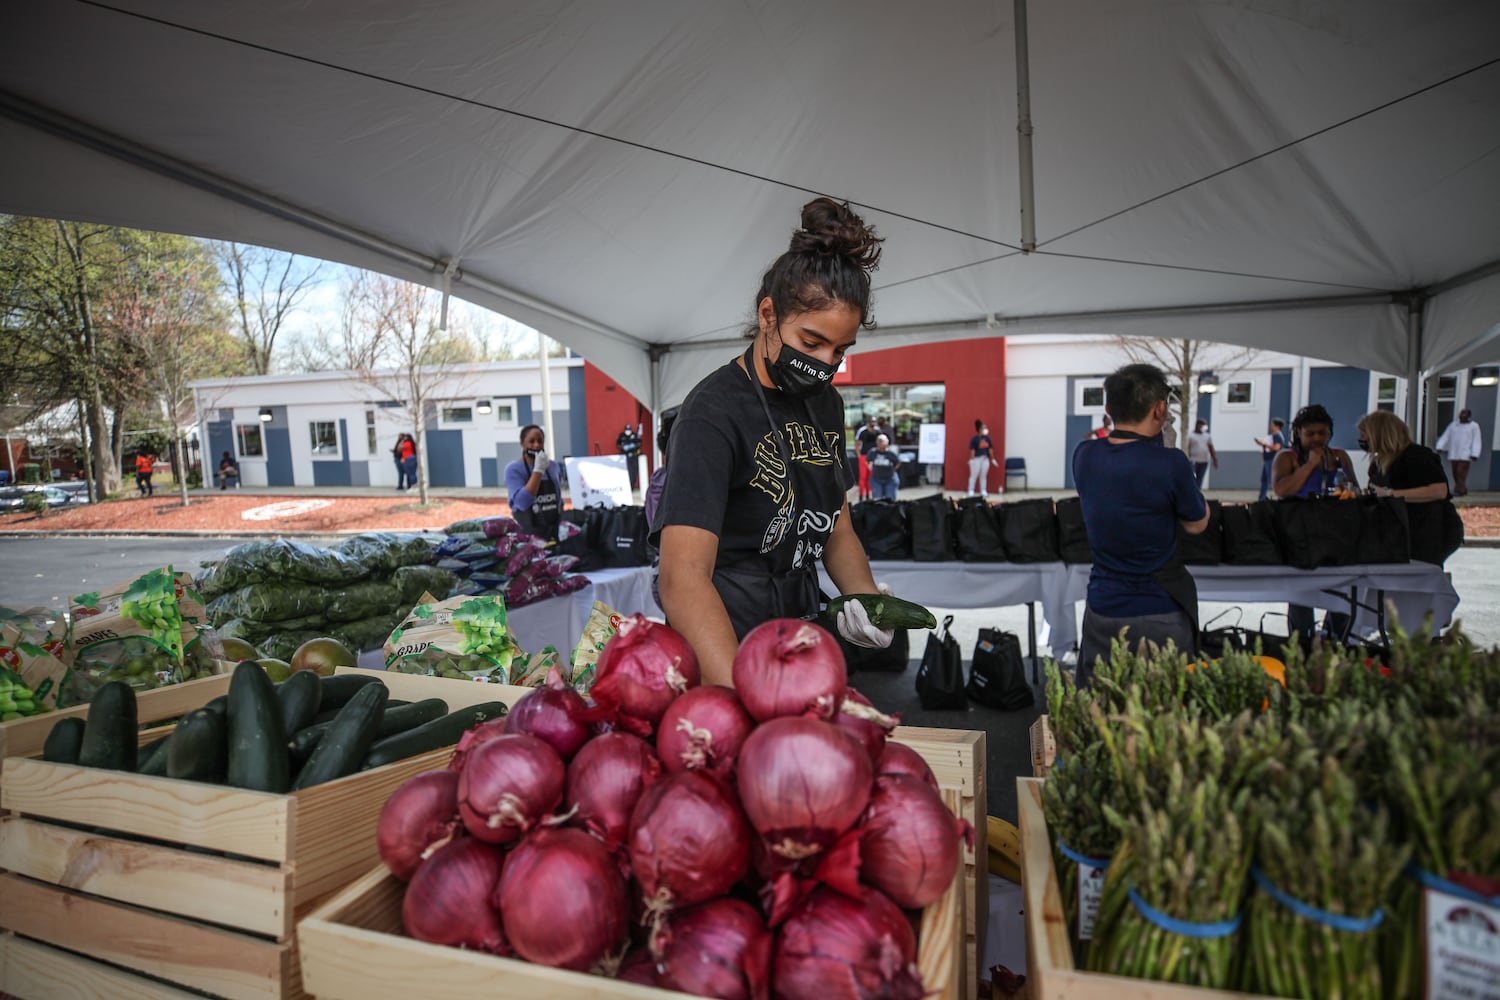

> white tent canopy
[4,1,1499,415]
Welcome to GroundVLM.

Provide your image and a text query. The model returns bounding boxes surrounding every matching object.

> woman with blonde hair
[1357,410,1461,565]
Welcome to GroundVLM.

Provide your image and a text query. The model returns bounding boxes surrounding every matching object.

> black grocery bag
[1221,502,1284,566]
[1356,497,1410,564]
[966,628,1034,710]
[1175,499,1224,565]
[1055,497,1093,564]
[906,494,957,562]
[599,505,650,568]
[555,507,606,572]
[915,615,967,710]
[835,625,911,674]
[1272,498,1360,569]
[1001,498,1061,563]
[854,499,911,560]
[954,497,1006,562]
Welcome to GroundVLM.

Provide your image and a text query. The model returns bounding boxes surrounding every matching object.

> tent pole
[1014,0,1036,253]
[1403,295,1424,433]
[538,330,556,458]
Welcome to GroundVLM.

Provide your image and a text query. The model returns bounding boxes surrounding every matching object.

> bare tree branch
[1114,336,1262,450]
[216,242,324,375]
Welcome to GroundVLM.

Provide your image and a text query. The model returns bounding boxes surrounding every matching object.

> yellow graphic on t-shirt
[749,421,844,556]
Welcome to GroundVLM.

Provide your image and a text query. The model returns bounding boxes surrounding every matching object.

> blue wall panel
[568,365,589,460]
[1306,367,1369,453]
[312,418,354,486]
[265,428,294,486]
[1063,375,1106,489]
[425,428,466,486]
[517,396,533,427]
[207,421,234,472]
[481,457,499,489]
[1270,369,1293,427]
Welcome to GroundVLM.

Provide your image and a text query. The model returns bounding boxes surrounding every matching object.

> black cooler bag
[954,497,1006,562]
[1221,502,1284,566]
[1001,498,1061,563]
[906,494,957,562]
[1055,497,1093,564]
[1272,498,1361,569]
[1356,497,1411,564]
[1175,499,1224,565]
[853,499,911,561]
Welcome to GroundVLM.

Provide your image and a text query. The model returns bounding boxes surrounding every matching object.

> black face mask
[1357,439,1370,452]
[768,342,838,398]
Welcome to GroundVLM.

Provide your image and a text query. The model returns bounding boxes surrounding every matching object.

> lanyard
[742,347,850,496]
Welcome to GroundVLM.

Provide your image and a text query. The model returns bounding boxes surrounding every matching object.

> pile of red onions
[378,616,963,997]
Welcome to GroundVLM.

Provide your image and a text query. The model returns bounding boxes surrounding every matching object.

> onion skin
[652,897,772,1000]
[732,619,847,722]
[736,717,872,862]
[616,948,661,986]
[859,774,964,908]
[657,685,755,777]
[630,770,752,911]
[590,615,701,737]
[835,689,898,768]
[773,885,924,1000]
[565,731,662,850]
[505,672,592,760]
[876,740,939,790]
[457,734,565,845]
[401,837,508,955]
[448,717,508,773]
[493,827,629,972]
[377,769,461,881]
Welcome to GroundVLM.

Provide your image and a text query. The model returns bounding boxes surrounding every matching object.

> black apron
[515,465,561,540]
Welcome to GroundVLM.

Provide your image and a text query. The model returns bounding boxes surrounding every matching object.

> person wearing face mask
[653,197,894,687]
[504,424,564,539]
[968,418,994,498]
[1358,410,1462,566]
[1072,364,1209,686]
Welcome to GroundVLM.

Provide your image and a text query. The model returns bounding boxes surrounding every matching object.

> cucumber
[226,661,291,793]
[288,723,327,765]
[78,681,138,771]
[375,698,449,738]
[826,593,937,631]
[316,673,383,712]
[168,709,228,783]
[202,694,228,716]
[293,682,389,790]
[276,670,322,738]
[138,733,173,776]
[41,717,86,764]
[361,701,509,771]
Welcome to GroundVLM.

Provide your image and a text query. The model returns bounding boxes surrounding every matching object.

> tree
[216,242,323,375]
[1113,337,1260,449]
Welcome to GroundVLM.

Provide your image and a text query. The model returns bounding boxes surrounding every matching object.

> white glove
[837,597,894,649]
[531,450,549,469]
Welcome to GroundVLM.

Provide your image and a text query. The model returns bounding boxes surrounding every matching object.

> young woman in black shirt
[1358,409,1461,566]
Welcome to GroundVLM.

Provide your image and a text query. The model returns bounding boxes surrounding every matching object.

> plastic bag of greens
[210,581,334,625]
[194,538,366,596]
[334,532,435,574]
[383,594,523,681]
[324,581,401,623]
[330,611,405,655]
[259,630,324,662]
[568,600,622,693]
[444,518,490,535]
[393,564,460,605]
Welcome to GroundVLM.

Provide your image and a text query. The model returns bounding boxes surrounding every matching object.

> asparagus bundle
[1243,722,1408,999]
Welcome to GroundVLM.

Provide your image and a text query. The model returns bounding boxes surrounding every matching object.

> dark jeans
[1450,459,1471,496]
[871,476,898,501]
[1193,462,1208,487]
[1258,458,1274,500]
[136,472,153,495]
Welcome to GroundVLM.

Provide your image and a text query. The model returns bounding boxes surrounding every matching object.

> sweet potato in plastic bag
[505,542,549,579]
[505,574,551,608]
[551,574,590,596]
[481,517,522,539]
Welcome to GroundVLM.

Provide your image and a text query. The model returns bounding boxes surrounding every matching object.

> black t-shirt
[1374,445,1453,565]
[857,426,881,455]
[653,357,847,575]
[868,449,899,482]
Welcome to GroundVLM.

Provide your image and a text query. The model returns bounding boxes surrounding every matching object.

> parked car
[0,486,79,513]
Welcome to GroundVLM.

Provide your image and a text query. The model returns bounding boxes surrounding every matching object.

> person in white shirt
[1435,408,1483,496]
[1186,419,1218,487]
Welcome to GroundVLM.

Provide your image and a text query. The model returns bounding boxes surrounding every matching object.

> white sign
[1077,861,1106,940]
[1426,887,1500,1000]
[917,423,946,464]
[566,455,632,509]
[240,499,335,521]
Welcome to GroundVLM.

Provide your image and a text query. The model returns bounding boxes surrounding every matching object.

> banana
[986,815,1021,866]
[988,846,1022,883]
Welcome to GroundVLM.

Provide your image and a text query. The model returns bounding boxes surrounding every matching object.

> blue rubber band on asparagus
[1127,886,1242,939]
[1250,865,1384,933]
[1405,863,1500,908]
[1056,837,1111,871]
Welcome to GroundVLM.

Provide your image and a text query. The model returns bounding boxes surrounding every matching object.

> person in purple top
[968,418,994,497]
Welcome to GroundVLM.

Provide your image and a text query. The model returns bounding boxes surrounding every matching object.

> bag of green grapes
[382,593,524,682]
[67,566,201,702]
[567,600,623,694]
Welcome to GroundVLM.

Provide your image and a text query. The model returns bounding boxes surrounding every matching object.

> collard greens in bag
[383,593,523,682]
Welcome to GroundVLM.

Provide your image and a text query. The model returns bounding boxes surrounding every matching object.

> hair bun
[789,197,883,270]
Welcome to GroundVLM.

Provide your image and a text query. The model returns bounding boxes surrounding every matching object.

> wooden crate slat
[1,933,206,1000]
[0,873,295,1000]
[0,674,231,761]
[916,788,966,1000]
[1,758,291,863]
[0,817,292,939]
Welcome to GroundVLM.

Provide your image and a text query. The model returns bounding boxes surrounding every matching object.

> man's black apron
[515,466,561,541]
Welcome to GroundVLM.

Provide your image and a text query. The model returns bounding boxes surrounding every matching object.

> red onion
[630,770,751,915]
[656,685,755,777]
[377,769,461,881]
[590,615,700,737]
[736,717,872,863]
[651,897,772,1000]
[877,740,939,790]
[493,827,628,971]
[401,837,508,955]
[752,825,865,927]
[448,716,507,773]
[505,669,591,760]
[835,688,898,767]
[773,885,924,1000]
[458,734,565,845]
[860,774,964,908]
[616,948,661,986]
[565,731,661,850]
[732,618,846,722]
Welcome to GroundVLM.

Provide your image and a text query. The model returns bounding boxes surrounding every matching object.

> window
[836,383,945,451]
[495,402,515,423]
[1074,378,1106,413]
[441,406,473,424]
[365,411,377,454]
[1082,386,1104,408]
[1376,377,1398,413]
[235,424,263,457]
[309,421,339,456]
[1225,381,1254,406]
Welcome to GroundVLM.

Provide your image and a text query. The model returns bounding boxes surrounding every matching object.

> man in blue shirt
[1255,418,1286,501]
[1073,364,1209,685]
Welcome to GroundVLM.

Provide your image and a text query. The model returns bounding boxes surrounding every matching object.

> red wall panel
[584,362,653,466]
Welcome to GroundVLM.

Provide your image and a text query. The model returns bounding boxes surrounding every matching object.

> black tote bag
[1221,502,1284,566]
[1001,498,1061,563]
[1272,498,1361,569]
[854,499,911,561]
[599,505,650,568]
[834,625,911,674]
[954,497,1007,562]
[966,628,1034,710]
[1055,497,1093,564]
[1356,497,1410,564]
[554,507,606,572]
[1175,499,1224,565]
[915,615,967,710]
[906,494,957,562]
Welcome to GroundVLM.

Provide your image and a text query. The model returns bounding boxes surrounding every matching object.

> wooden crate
[300,782,968,1000]
[1029,715,1055,778]
[1016,777,1268,1000]
[0,668,531,1000]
